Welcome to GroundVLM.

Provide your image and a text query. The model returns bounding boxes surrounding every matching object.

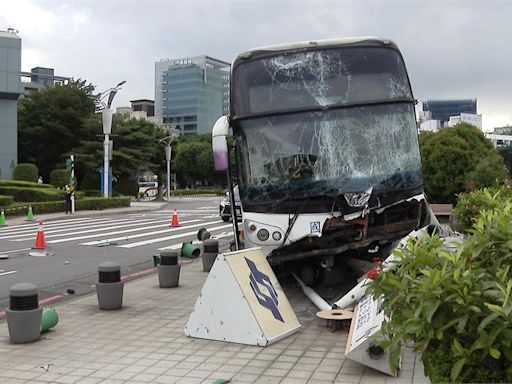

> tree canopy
[420,123,508,204]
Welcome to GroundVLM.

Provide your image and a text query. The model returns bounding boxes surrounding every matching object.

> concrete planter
[6,283,42,344]
[96,261,124,310]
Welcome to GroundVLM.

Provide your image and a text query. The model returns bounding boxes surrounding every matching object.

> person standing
[65,185,72,214]
[37,176,43,184]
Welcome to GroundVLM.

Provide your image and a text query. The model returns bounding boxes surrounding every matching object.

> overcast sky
[1,0,511,130]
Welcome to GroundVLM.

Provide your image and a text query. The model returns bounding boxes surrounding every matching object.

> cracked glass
[231,46,421,210]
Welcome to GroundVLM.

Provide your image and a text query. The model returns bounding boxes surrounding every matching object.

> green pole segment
[26,205,35,221]
[0,210,6,226]
[41,307,59,333]
[181,242,200,258]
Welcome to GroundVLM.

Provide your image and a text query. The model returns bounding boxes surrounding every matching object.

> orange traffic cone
[170,208,181,227]
[34,221,46,250]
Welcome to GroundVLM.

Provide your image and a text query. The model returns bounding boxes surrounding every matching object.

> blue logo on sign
[245,257,284,322]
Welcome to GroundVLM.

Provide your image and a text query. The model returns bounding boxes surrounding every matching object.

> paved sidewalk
[0,259,429,384]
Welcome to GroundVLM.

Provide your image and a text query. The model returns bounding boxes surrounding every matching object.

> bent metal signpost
[185,247,301,346]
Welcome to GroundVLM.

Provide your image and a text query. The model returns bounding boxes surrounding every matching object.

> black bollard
[6,283,43,343]
[96,261,124,310]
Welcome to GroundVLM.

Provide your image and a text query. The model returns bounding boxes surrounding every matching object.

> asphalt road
[0,197,234,308]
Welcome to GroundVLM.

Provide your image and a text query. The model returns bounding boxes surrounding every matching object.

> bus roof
[238,36,397,57]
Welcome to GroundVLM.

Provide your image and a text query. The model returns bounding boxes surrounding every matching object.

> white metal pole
[103,133,109,198]
[71,155,75,213]
[165,144,171,202]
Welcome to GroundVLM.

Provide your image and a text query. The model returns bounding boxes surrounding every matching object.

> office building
[448,113,482,129]
[422,99,477,127]
[20,67,70,97]
[155,55,230,135]
[0,29,21,179]
[131,99,154,117]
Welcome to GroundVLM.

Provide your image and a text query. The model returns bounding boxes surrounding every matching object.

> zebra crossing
[0,209,233,252]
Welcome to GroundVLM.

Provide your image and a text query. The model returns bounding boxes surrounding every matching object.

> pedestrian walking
[64,185,73,214]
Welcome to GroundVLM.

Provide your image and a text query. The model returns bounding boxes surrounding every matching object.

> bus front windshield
[236,104,422,208]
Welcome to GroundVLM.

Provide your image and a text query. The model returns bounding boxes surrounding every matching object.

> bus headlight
[257,229,269,241]
[272,231,282,241]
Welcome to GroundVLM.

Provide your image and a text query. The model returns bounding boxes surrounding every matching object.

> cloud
[2,0,511,130]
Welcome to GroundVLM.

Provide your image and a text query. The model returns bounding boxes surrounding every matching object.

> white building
[448,113,482,129]
[419,119,441,132]
[485,133,512,148]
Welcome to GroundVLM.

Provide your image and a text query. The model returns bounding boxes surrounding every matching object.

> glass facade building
[31,67,55,86]
[422,99,477,125]
[155,56,230,135]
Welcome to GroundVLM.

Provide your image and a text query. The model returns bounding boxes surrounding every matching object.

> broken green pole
[41,307,58,333]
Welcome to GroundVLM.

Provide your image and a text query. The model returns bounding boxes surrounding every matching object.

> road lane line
[0,217,114,234]
[13,218,166,242]
[48,219,204,244]
[0,247,31,254]
[0,218,144,239]
[80,217,222,245]
[0,216,114,230]
[0,270,17,276]
[119,223,231,248]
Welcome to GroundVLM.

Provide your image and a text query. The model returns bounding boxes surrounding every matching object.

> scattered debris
[64,261,70,265]
[40,363,53,371]
[66,289,75,295]
[0,254,8,259]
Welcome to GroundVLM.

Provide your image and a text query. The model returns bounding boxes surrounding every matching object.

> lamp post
[159,126,180,201]
[98,81,126,198]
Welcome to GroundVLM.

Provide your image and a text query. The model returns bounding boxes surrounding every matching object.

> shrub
[454,185,512,232]
[0,186,62,202]
[12,163,38,182]
[81,189,122,198]
[367,201,512,383]
[0,180,53,189]
[171,188,224,197]
[114,179,138,197]
[3,197,131,216]
[50,169,69,188]
[0,195,14,207]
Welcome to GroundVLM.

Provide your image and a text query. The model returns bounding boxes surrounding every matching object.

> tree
[498,145,512,176]
[18,79,96,179]
[419,123,507,204]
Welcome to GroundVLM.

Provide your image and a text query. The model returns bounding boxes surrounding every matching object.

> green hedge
[3,197,131,217]
[172,188,224,196]
[0,180,53,189]
[50,169,69,188]
[12,163,38,182]
[0,187,63,202]
[0,195,14,207]
[81,190,122,197]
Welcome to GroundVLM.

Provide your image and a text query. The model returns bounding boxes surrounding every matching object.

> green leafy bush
[454,185,512,232]
[0,180,53,189]
[12,163,39,182]
[3,197,131,216]
[172,188,224,196]
[0,187,63,202]
[0,195,14,207]
[368,201,512,383]
[50,169,69,188]
[81,189,122,197]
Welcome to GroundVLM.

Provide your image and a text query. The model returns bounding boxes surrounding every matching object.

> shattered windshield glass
[232,46,412,116]
[236,104,422,206]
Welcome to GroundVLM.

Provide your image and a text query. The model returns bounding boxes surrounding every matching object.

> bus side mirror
[212,116,230,171]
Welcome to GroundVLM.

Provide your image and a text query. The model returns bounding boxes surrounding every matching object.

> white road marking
[0,217,113,234]
[0,218,145,240]
[0,247,31,254]
[156,231,234,251]
[47,219,203,244]
[80,220,222,245]
[119,223,231,248]
[13,218,166,242]
[0,270,17,277]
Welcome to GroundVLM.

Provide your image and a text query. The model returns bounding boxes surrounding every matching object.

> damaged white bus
[212,37,431,282]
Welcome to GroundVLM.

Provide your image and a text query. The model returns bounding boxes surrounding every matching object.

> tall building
[155,55,230,135]
[20,67,70,97]
[131,99,154,117]
[422,99,477,127]
[0,29,21,179]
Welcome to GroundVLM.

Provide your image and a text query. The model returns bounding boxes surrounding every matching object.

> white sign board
[345,294,399,376]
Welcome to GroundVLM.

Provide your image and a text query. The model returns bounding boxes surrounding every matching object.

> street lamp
[97,81,126,198]
[159,126,180,201]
